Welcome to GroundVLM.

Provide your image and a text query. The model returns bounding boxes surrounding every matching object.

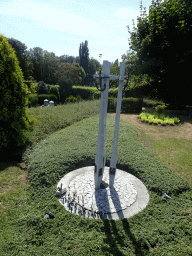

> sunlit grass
[26,99,100,145]
[0,99,191,255]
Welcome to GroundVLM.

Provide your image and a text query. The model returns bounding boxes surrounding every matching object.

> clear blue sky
[1,0,153,63]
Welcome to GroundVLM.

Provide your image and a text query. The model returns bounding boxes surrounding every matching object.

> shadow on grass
[0,139,34,164]
[100,218,147,256]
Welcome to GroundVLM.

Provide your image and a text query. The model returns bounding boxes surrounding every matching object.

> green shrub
[139,112,145,119]
[168,119,175,125]
[49,86,60,102]
[36,81,49,95]
[161,120,167,125]
[23,80,37,95]
[107,97,143,113]
[59,76,73,104]
[148,117,154,123]
[173,117,180,123]
[28,94,39,107]
[76,95,83,102]
[155,104,166,115]
[121,98,143,113]
[0,34,36,153]
[38,94,49,106]
[65,95,77,104]
[141,116,148,122]
[108,97,117,112]
[108,88,118,98]
[139,111,180,126]
[48,94,58,104]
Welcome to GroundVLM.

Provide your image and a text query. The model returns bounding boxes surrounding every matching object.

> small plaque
[110,167,116,175]
[98,168,103,177]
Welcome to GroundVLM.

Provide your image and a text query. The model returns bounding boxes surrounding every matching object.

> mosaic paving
[58,168,137,214]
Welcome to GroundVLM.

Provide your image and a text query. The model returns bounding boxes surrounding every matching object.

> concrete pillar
[109,62,125,188]
[94,60,111,190]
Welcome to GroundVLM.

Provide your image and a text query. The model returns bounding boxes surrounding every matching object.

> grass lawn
[0,98,192,255]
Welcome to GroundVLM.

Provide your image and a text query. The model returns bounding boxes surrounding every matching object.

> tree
[127,0,192,108]
[79,40,89,85]
[41,51,60,84]
[27,47,44,82]
[72,63,86,85]
[55,63,80,85]
[121,49,140,76]
[0,34,36,159]
[7,37,33,80]
[110,59,120,88]
[27,48,60,84]
[87,57,101,86]
[36,81,49,95]
[59,55,75,64]
[58,75,73,104]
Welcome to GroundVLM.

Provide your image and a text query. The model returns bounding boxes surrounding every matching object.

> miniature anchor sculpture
[93,60,126,190]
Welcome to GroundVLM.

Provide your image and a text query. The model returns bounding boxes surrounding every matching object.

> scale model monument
[56,60,149,220]
[94,60,126,190]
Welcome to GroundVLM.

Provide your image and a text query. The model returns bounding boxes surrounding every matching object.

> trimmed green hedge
[121,98,143,113]
[65,95,83,103]
[108,97,143,113]
[28,94,38,107]
[72,86,118,100]
[28,94,58,107]
[108,97,117,112]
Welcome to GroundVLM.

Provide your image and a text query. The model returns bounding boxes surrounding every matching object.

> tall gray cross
[94,60,126,190]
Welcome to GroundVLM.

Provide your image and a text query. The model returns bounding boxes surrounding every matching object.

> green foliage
[76,95,83,102]
[122,49,140,75]
[7,37,33,80]
[1,100,192,255]
[65,95,77,103]
[108,88,118,98]
[79,40,89,85]
[15,114,191,255]
[72,86,118,101]
[28,94,57,107]
[38,94,50,106]
[36,81,49,95]
[121,97,143,113]
[87,58,101,86]
[107,97,143,113]
[107,97,117,112]
[65,95,83,104]
[0,34,36,153]
[59,54,75,63]
[28,94,39,107]
[23,80,37,95]
[139,111,180,125]
[127,0,192,107]
[72,86,98,100]
[49,85,60,102]
[48,94,57,104]
[155,104,166,115]
[72,63,86,85]
[25,100,100,144]
[110,59,120,88]
[55,63,80,85]
[58,76,73,104]
[27,47,60,84]
[124,74,154,99]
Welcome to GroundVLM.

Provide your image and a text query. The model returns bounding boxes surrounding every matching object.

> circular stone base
[57,166,149,220]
